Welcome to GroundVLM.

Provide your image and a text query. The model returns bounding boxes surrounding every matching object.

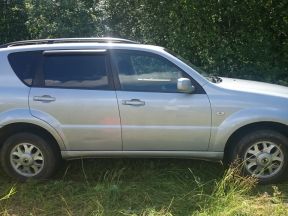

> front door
[29,50,122,151]
[111,50,211,151]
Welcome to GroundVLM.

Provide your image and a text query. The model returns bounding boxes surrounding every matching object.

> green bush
[0,0,287,85]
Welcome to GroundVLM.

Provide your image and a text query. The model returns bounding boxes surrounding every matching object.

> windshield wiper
[210,75,222,83]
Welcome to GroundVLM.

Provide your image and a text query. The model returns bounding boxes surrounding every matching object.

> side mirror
[177,78,195,93]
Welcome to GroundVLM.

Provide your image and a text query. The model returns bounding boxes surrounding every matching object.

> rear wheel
[1,133,60,181]
[232,130,288,184]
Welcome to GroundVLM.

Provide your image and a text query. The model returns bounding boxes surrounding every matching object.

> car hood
[218,77,288,98]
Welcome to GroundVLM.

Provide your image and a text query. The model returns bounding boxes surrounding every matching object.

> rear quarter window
[8,51,42,86]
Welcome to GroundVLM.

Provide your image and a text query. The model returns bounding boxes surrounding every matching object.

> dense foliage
[0,0,287,84]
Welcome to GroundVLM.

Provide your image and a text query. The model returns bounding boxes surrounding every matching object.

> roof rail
[0,37,138,48]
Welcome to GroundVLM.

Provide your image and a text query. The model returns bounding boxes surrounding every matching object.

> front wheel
[232,130,288,184]
[1,133,60,181]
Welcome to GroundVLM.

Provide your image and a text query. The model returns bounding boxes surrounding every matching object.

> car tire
[1,132,60,181]
[231,130,288,184]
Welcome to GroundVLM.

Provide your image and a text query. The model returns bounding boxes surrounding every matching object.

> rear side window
[42,54,109,89]
[8,51,42,86]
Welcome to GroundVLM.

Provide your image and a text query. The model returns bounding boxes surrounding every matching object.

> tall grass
[194,165,257,215]
[0,186,16,216]
[0,159,287,215]
[0,187,16,202]
[194,165,288,216]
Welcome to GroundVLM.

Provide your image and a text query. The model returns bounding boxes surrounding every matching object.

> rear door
[29,50,122,151]
[111,50,211,151]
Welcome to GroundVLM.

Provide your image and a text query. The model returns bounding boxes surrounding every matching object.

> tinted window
[112,51,187,93]
[43,54,109,89]
[8,51,42,86]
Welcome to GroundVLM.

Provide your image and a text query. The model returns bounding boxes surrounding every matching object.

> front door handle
[33,95,56,102]
[122,99,145,106]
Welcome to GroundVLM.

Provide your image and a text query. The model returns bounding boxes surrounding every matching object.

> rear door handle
[122,99,145,106]
[33,95,56,102]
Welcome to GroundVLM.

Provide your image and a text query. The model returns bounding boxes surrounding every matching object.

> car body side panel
[29,88,122,151]
[0,51,67,150]
[210,108,288,152]
[0,109,66,150]
[203,84,288,152]
[117,91,212,151]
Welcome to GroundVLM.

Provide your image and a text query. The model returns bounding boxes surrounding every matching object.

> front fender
[209,107,288,151]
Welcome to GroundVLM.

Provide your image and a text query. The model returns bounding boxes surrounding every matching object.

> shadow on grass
[57,158,224,183]
[0,159,224,215]
[0,159,287,215]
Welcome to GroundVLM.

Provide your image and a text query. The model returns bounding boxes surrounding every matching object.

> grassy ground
[0,158,288,216]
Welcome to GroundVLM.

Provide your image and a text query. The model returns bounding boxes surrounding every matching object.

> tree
[25,0,104,38]
[0,0,29,44]
[99,0,288,83]
[0,0,287,84]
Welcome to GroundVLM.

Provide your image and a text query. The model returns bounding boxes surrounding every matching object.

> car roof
[0,37,164,53]
[0,37,137,48]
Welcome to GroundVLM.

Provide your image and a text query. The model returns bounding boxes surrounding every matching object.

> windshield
[164,49,222,83]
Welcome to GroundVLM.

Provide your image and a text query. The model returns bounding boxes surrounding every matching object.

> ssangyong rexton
[0,38,287,184]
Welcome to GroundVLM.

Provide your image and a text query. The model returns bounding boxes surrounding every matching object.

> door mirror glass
[177,78,195,93]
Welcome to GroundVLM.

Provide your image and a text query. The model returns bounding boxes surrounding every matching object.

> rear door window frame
[33,49,115,91]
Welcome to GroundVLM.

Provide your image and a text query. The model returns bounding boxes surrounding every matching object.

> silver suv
[0,38,287,183]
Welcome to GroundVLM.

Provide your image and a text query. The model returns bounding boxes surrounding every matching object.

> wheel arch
[223,121,288,163]
[0,122,64,154]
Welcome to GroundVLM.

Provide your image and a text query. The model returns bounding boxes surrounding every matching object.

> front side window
[42,54,109,89]
[112,51,189,93]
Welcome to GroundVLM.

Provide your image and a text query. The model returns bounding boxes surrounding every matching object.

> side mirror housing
[177,78,195,93]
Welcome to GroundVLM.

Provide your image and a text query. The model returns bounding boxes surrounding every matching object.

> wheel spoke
[272,149,281,157]
[23,144,29,154]
[32,150,43,161]
[247,149,258,156]
[267,165,274,175]
[252,166,265,176]
[11,157,21,164]
[247,161,257,170]
[246,157,257,163]
[265,143,275,154]
[33,161,43,167]
[33,156,44,161]
[23,144,33,154]
[12,152,22,159]
[14,162,22,169]
[272,156,282,162]
[254,144,261,152]
[268,163,279,174]
[23,166,31,174]
[31,165,40,173]
[33,149,41,156]
[16,145,24,154]
[262,142,269,150]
